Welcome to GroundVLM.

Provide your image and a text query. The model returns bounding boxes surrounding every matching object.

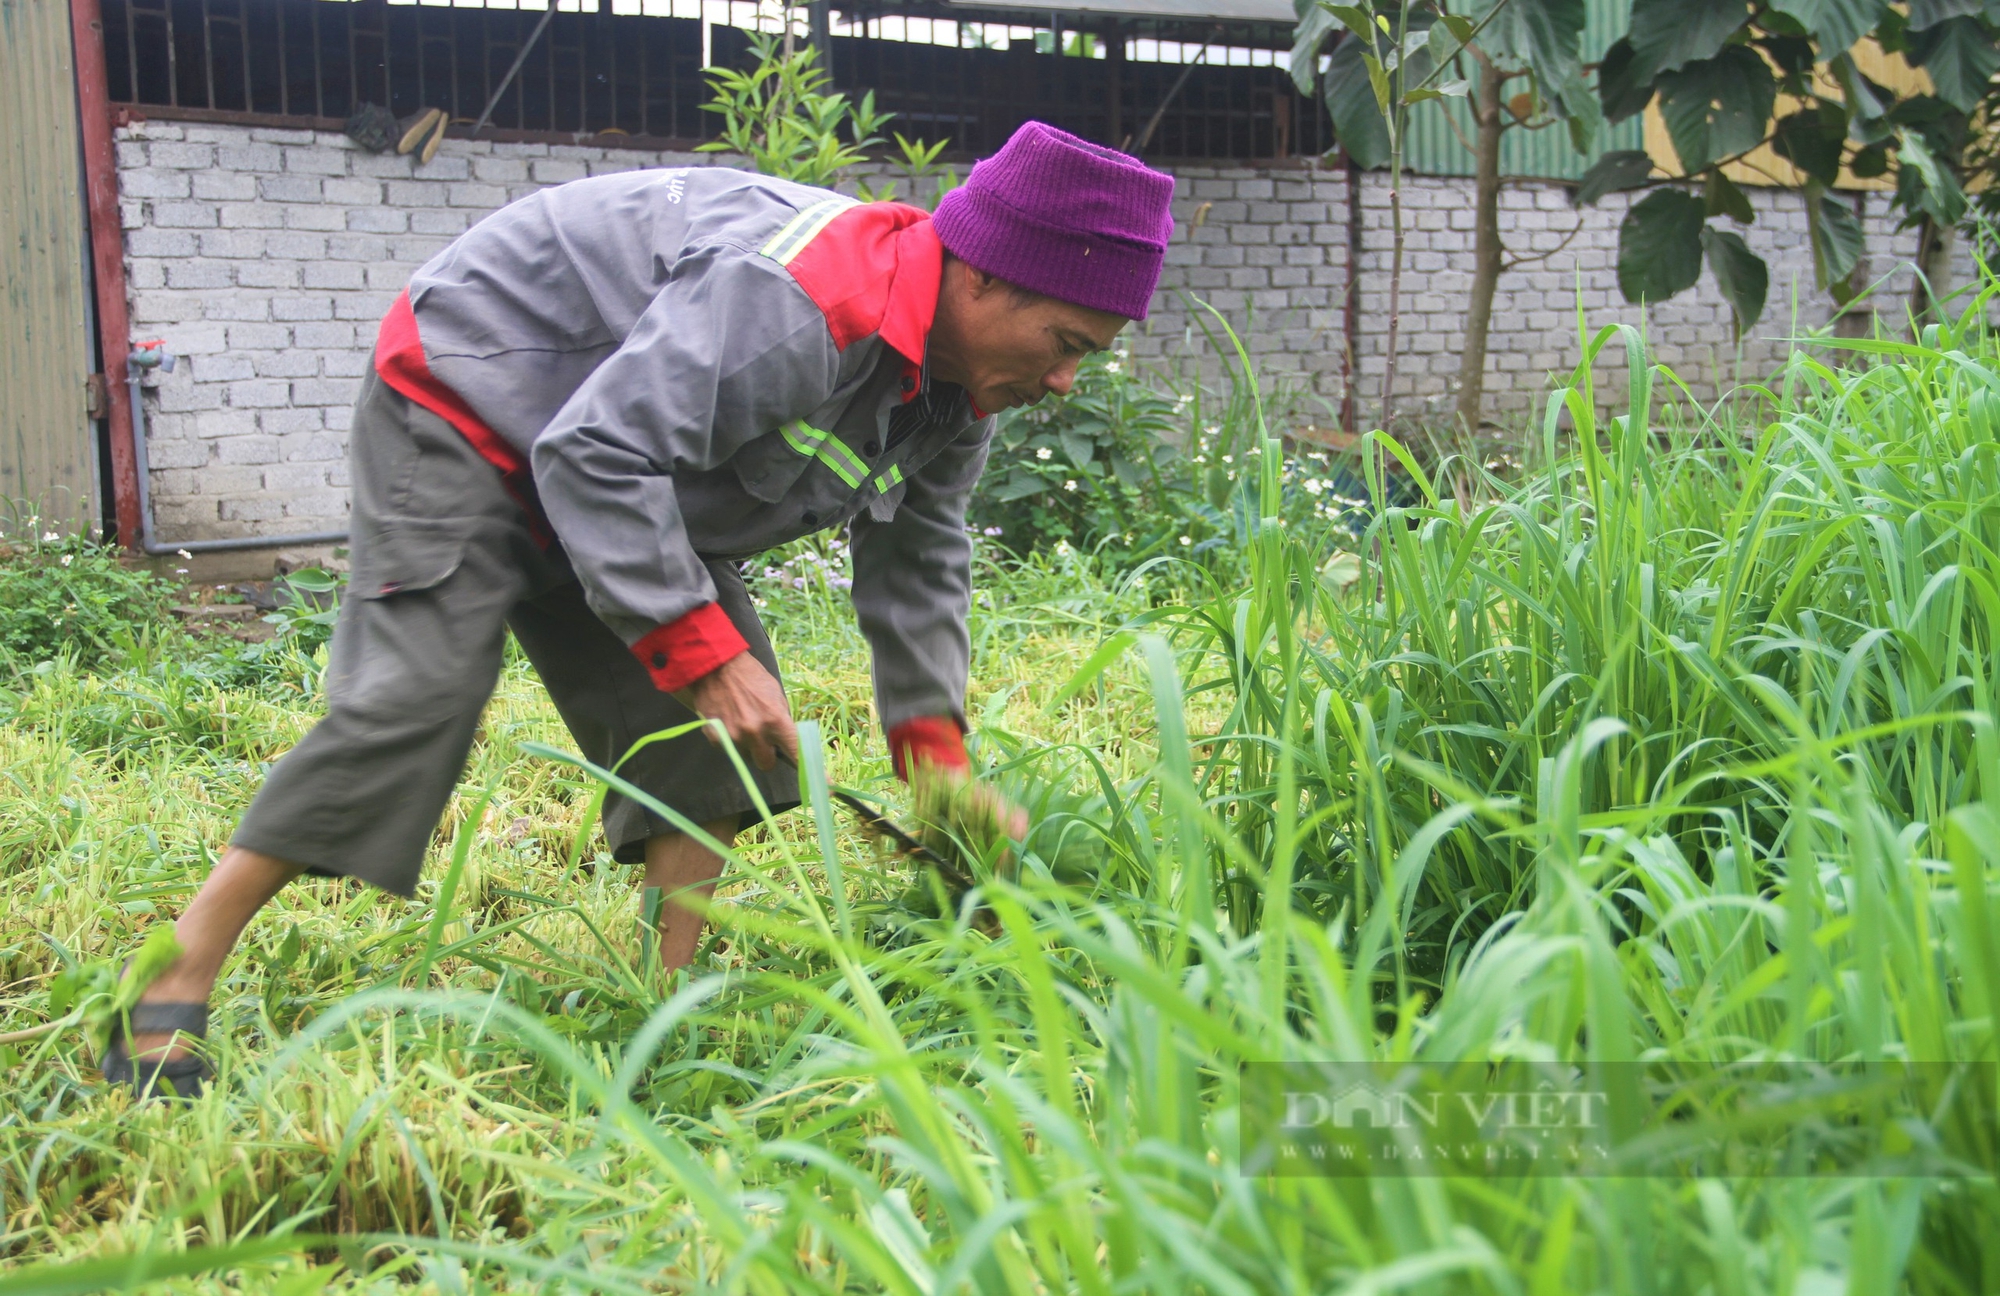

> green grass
[2,301,1998,1294]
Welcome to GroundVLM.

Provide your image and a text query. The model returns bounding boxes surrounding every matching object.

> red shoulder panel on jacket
[781,202,941,362]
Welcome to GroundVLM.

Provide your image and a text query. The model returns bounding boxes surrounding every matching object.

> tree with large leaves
[1291,0,1593,435]
[1290,1,1473,428]
[1576,0,1990,337]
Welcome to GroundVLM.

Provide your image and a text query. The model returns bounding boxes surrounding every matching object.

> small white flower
[1179,536,1192,546]
[41,531,59,543]
[59,554,73,567]
[1036,446,1053,461]
[1063,479,1078,491]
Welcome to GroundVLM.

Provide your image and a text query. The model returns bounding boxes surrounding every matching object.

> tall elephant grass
[4,297,1999,1293]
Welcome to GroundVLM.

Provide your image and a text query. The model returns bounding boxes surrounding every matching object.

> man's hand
[911,763,1029,868]
[673,653,798,770]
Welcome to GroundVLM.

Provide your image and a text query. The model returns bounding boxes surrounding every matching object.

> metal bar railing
[100,0,1322,161]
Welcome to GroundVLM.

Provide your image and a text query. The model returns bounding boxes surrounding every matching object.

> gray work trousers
[231,371,798,896]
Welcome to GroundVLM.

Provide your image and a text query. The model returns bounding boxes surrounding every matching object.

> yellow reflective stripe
[760,202,829,259]
[810,452,858,488]
[779,418,868,488]
[874,463,903,493]
[766,198,852,266]
[816,437,867,488]
[781,420,829,457]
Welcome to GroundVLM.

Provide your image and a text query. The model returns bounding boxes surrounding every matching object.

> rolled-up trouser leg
[508,558,801,864]
[231,371,540,896]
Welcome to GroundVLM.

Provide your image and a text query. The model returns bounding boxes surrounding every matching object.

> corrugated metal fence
[1403,0,1641,180]
[0,0,96,535]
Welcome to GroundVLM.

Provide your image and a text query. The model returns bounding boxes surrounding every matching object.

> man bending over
[105,121,1176,1094]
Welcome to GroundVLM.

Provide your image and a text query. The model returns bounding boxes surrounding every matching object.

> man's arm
[532,246,837,687]
[849,415,995,778]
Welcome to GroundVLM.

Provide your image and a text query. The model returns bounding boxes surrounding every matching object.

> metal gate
[0,0,97,536]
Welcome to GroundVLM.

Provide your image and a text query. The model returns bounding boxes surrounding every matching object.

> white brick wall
[118,120,735,541]
[117,120,1943,543]
[1134,166,1935,428]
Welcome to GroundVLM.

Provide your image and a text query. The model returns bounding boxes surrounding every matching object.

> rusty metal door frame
[70,0,142,548]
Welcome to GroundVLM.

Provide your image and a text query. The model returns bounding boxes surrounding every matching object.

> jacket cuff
[631,603,749,694]
[888,716,970,780]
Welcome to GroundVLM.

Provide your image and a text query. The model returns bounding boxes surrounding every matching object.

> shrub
[0,532,176,672]
[969,348,1196,557]
[182,568,343,697]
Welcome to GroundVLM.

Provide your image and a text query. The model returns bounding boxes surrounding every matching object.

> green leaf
[1618,188,1707,304]
[1701,226,1768,333]
[1894,128,1969,225]
[1805,182,1866,292]
[1906,17,2000,111]
[1574,149,1655,205]
[1907,0,1981,27]
[1317,2,1376,42]
[1705,169,1756,223]
[1772,107,1846,185]
[1755,34,1818,79]
[1290,0,1339,96]
[1555,66,1605,151]
[1767,0,1888,56]
[1324,34,1392,168]
[1628,0,1750,80]
[1596,38,1656,123]
[1463,0,1586,91]
[1427,18,1461,70]
[1831,52,1891,126]
[991,472,1048,503]
[1059,427,1098,468]
[0,1237,329,1296]
[1849,142,1891,176]
[1656,46,1778,173]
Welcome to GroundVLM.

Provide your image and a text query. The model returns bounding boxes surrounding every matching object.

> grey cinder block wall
[115,119,1935,547]
[1137,167,1931,425]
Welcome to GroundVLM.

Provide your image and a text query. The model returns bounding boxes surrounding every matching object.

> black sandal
[100,1002,213,1098]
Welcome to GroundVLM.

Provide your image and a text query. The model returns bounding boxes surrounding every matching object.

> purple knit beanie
[932,122,1176,320]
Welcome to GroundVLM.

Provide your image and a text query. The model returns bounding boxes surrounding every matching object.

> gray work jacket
[398,167,993,731]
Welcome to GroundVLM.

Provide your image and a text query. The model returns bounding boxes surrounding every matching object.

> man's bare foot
[115,845,303,1069]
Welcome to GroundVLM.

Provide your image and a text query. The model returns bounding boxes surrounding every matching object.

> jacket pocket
[350,514,474,599]
[728,432,813,504]
[866,476,908,522]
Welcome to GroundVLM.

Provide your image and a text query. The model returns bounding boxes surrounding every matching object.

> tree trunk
[1833,192,1871,339]
[1341,149,1363,435]
[1452,55,1504,439]
[1911,214,1955,329]
[1381,174,1404,428]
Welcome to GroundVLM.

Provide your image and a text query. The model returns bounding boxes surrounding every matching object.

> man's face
[933,264,1131,414]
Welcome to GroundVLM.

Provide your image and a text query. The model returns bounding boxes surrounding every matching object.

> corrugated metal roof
[942,0,1296,21]
[0,0,96,534]
[1403,0,1642,180]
